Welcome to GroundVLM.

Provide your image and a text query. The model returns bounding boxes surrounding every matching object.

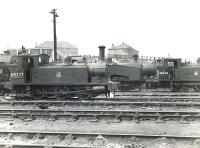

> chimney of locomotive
[98,45,105,62]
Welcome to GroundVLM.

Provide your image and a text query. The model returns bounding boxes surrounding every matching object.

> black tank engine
[0,46,118,98]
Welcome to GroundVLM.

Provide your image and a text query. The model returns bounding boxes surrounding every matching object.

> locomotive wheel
[2,69,10,81]
[178,86,187,92]
[57,87,68,98]
[193,86,200,92]
[0,67,10,82]
[172,86,179,92]
[0,88,5,96]
[32,88,44,99]
[119,86,131,91]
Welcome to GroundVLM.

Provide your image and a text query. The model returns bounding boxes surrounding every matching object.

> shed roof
[109,42,138,52]
[36,41,77,49]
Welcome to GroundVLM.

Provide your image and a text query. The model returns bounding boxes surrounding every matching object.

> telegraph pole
[50,9,59,61]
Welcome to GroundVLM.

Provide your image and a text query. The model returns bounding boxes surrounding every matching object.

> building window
[42,49,52,57]
[30,49,40,54]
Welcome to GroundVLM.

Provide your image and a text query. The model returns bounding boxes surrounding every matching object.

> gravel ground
[0,133,198,148]
[1,96,200,147]
[0,119,200,136]
[0,103,200,112]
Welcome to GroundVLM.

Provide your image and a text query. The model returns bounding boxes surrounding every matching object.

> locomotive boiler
[109,61,142,91]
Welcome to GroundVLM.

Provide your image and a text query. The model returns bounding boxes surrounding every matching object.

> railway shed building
[26,41,78,61]
[108,42,139,61]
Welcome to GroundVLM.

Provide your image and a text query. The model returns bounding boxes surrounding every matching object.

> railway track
[1,130,198,139]
[4,91,200,99]
[1,93,199,147]
[114,91,200,97]
[0,109,200,122]
[3,93,200,103]
[115,93,200,97]
[1,100,200,109]
[0,145,94,148]
[0,95,199,147]
[3,95,200,102]
[104,96,200,102]
[116,89,200,93]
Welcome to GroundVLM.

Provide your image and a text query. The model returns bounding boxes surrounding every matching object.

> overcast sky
[1,0,200,61]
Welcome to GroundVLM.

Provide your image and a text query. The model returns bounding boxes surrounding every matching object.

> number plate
[11,72,24,79]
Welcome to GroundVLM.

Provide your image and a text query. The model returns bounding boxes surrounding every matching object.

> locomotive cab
[158,58,181,89]
[162,58,181,79]
[8,54,33,84]
[2,54,50,95]
[143,58,181,89]
[10,54,49,83]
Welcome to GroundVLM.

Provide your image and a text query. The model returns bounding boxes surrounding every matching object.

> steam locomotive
[109,57,200,91]
[1,44,200,98]
[0,46,118,99]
